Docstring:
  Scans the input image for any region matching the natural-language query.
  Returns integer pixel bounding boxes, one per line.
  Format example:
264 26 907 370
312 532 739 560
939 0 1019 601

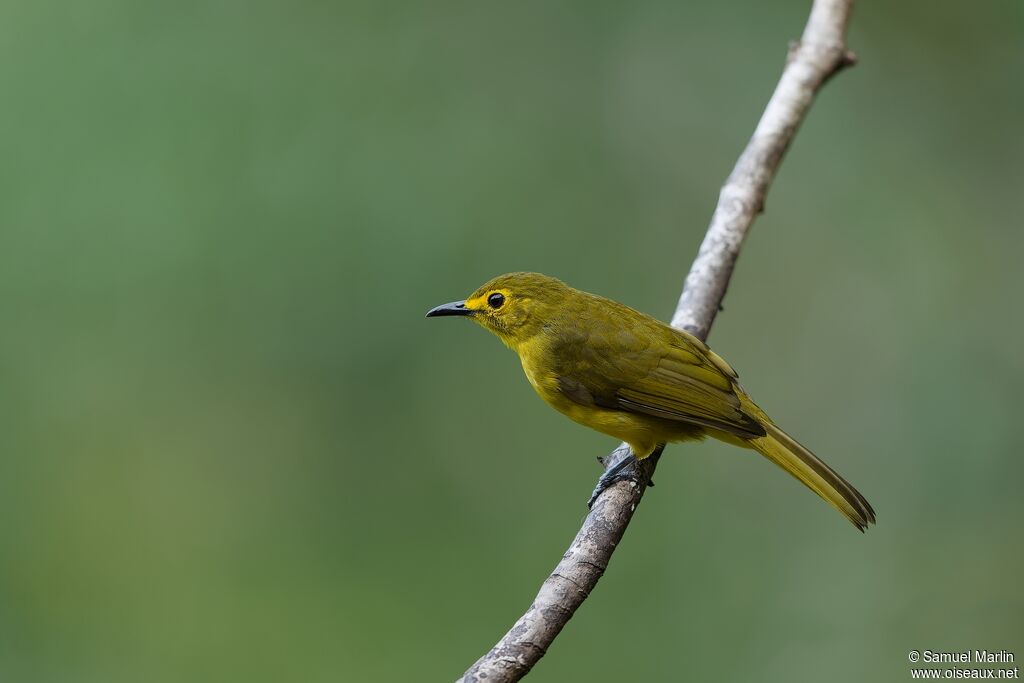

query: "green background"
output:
1 1 1021 681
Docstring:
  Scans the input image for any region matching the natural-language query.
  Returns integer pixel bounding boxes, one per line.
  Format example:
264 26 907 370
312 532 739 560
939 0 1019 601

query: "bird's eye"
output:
487 292 506 309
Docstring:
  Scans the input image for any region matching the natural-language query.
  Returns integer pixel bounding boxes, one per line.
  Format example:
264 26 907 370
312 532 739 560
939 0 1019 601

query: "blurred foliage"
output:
1 0 1022 681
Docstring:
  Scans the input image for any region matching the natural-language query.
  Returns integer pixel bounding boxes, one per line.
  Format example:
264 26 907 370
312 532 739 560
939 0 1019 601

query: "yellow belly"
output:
519 352 704 458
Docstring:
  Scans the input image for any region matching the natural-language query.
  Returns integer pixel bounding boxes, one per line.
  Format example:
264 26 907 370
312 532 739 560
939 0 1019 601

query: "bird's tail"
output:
742 405 875 531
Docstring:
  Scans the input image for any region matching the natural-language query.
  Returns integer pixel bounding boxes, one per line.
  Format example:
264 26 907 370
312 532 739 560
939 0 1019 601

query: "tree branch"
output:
457 2 857 680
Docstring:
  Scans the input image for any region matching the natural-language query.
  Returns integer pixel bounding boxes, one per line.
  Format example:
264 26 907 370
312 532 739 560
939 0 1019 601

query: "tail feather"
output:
748 422 876 531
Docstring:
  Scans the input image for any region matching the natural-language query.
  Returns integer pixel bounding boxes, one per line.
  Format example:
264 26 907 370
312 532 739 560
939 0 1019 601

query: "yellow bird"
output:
427 272 875 531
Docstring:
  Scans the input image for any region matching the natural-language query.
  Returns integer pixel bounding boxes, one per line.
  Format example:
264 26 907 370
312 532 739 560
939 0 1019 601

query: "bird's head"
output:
426 272 570 349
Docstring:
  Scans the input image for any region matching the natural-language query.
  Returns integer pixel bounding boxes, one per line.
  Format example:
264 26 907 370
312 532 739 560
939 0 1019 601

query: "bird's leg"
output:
587 454 637 508
588 444 664 509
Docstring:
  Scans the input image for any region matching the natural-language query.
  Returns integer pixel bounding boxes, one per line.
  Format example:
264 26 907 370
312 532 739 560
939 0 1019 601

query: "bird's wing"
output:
552 311 765 440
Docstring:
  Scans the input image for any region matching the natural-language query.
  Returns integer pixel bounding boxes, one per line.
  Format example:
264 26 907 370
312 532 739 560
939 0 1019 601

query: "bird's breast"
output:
516 337 577 413
517 339 558 400
516 337 634 435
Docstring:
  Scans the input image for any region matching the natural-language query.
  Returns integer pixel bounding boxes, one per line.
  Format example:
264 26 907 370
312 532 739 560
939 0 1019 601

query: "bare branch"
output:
457 2 857 680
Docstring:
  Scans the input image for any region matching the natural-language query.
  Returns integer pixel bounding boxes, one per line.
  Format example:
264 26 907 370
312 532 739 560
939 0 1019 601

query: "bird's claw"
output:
587 454 642 509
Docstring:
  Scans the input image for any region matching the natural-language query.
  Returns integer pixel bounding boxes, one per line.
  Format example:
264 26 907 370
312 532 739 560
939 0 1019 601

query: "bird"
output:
426 272 875 531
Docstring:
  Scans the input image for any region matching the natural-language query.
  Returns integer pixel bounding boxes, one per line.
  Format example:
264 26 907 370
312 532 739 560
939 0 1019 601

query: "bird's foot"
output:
588 454 643 509
589 444 664 508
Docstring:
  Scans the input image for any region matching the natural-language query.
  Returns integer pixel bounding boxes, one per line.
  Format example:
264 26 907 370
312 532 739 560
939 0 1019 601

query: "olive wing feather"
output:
552 313 765 439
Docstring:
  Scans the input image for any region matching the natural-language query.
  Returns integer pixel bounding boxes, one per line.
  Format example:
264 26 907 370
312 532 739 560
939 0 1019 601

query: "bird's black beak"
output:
425 300 474 318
